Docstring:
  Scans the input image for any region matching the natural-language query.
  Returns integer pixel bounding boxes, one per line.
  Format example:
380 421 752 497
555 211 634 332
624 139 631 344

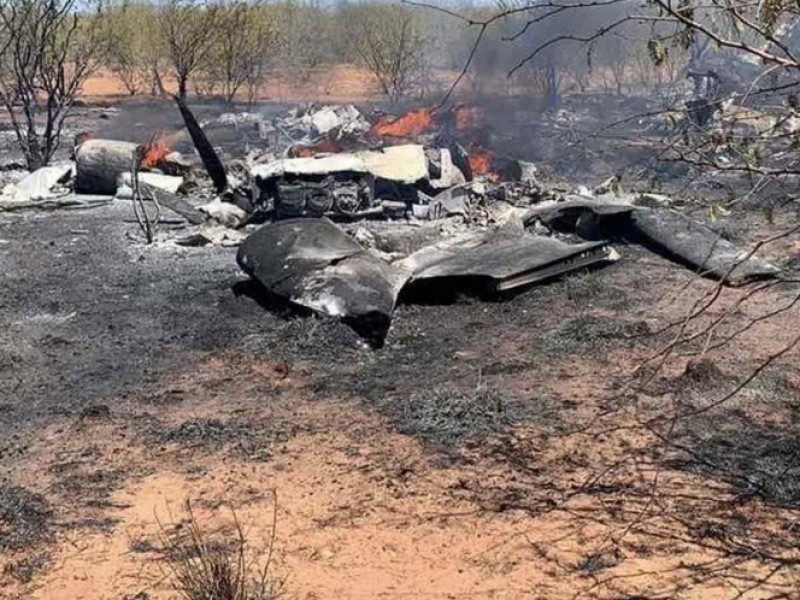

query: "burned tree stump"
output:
75 139 141 194
173 95 227 194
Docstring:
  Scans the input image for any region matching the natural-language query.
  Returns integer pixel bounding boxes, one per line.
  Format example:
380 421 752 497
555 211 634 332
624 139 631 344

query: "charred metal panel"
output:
405 233 618 292
237 219 409 346
627 208 780 285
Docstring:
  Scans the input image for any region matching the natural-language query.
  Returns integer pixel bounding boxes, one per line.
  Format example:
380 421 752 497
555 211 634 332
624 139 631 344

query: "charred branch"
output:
173 95 228 194
138 182 207 225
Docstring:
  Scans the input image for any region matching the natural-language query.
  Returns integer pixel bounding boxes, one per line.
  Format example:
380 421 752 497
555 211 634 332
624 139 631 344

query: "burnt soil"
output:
3 99 800 599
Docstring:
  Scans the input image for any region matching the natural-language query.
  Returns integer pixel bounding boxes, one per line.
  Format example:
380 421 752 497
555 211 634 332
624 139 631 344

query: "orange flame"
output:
468 146 501 181
141 134 172 168
371 108 434 138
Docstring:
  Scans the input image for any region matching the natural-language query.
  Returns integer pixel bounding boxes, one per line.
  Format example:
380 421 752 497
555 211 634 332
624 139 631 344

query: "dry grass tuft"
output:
158 496 284 600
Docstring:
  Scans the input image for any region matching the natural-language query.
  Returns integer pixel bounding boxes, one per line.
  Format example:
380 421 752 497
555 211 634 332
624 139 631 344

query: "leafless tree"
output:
0 0 104 169
200 1 276 103
104 1 152 96
272 0 330 85
351 4 428 103
161 0 222 99
601 34 630 95
631 42 685 104
141 6 169 97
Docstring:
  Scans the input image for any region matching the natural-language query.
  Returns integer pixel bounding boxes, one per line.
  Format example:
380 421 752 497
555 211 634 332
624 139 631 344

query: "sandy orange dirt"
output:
2 91 800 600
6 345 799 600
78 66 544 104
81 66 396 103
4 222 800 600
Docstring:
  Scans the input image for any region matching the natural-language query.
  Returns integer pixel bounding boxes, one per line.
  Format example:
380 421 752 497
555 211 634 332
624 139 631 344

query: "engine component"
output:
274 173 374 218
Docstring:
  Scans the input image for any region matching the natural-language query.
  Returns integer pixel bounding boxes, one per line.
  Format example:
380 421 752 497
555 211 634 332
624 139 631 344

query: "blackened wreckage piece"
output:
525 198 780 285
626 208 781 285
229 104 783 344
173 95 229 195
404 232 618 292
173 96 253 214
237 218 409 346
75 139 141 195
237 215 621 345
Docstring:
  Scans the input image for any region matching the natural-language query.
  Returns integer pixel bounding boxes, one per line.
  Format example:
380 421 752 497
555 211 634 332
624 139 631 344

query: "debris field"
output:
1 100 782 347
2 97 800 600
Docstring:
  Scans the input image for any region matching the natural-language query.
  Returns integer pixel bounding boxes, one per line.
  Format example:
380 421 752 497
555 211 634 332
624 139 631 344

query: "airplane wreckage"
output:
0 100 782 346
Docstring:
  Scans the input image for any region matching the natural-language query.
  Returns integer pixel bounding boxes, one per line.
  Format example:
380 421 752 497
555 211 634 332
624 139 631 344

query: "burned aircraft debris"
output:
1 101 784 346
626 208 782 285
75 139 141 195
174 95 229 195
237 218 409 346
403 230 619 292
235 216 620 345
251 145 433 219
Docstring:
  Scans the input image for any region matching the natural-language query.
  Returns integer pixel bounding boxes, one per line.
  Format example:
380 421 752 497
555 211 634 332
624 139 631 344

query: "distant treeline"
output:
97 0 689 103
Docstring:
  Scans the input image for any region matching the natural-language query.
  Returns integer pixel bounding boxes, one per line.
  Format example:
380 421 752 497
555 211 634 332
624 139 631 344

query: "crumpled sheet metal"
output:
401 228 618 291
1 163 74 206
524 198 780 285
236 218 410 345
359 145 428 183
525 197 635 240
525 196 633 221
309 105 370 137
237 218 621 344
252 154 365 180
16 163 74 201
116 172 184 197
627 208 781 285
274 104 371 141
251 145 428 185
427 148 466 190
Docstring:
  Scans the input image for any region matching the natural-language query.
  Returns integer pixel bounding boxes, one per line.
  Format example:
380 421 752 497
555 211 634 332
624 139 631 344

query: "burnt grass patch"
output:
541 315 651 354
53 468 125 509
306 256 660 444
380 383 551 446
2 552 51 584
0 485 53 551
149 414 307 461
668 410 800 508
384 385 514 445
550 269 636 311
652 368 800 507
334 265 643 395
232 313 368 363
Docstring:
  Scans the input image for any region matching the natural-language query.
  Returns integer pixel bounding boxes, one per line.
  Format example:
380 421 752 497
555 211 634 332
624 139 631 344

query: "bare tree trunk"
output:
178 75 188 99
150 67 167 97
26 140 45 171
